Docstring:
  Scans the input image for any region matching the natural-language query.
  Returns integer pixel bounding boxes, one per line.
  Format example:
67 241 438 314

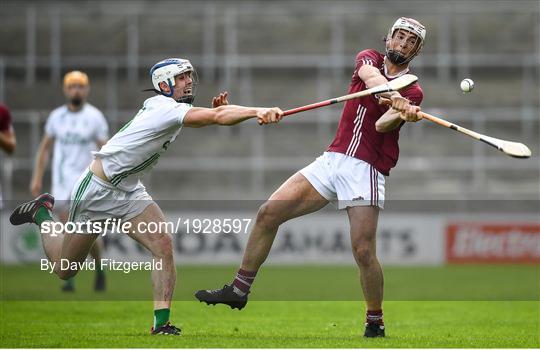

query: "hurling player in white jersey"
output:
30 71 108 292
11 57 283 335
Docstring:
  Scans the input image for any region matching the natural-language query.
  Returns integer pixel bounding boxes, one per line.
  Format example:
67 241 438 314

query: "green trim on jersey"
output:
116 119 134 134
68 171 93 222
110 153 161 186
114 107 145 136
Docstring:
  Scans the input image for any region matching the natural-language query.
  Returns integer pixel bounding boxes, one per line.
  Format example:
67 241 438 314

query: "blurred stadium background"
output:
0 1 538 347
0 0 538 202
1 0 539 267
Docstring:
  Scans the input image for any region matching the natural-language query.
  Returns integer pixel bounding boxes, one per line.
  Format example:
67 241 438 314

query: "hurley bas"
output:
41 258 163 274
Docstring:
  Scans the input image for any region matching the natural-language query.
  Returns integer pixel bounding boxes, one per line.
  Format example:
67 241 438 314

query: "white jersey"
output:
93 95 191 191
45 103 108 200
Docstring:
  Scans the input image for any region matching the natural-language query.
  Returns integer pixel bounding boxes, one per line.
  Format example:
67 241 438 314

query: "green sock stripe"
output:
35 206 53 226
153 308 170 329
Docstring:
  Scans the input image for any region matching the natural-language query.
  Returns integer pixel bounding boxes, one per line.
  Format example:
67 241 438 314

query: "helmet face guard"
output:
385 17 426 65
150 58 198 104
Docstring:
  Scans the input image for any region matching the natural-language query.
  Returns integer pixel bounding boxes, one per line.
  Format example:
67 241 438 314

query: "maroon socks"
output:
232 268 257 296
366 309 384 325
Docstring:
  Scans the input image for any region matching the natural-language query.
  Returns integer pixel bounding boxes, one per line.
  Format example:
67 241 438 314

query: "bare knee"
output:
148 234 173 259
352 242 377 268
256 201 286 230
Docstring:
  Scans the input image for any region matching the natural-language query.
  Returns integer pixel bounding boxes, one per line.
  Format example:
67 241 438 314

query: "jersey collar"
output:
383 56 410 79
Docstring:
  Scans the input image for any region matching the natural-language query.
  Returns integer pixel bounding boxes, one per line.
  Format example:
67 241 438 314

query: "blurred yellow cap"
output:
63 71 89 87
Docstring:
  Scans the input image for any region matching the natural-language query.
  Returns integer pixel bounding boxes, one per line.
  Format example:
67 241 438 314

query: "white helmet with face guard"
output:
385 17 426 65
149 58 197 104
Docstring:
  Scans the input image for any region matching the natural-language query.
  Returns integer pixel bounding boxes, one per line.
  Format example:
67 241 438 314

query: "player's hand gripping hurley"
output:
279 72 531 159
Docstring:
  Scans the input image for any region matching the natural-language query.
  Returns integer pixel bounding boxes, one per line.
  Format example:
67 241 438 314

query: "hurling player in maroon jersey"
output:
196 17 426 338
0 103 16 155
0 103 17 209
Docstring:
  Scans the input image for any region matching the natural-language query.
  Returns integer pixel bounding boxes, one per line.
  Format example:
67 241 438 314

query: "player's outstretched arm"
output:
183 105 283 128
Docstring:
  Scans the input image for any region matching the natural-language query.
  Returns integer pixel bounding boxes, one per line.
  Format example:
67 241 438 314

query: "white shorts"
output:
68 170 154 226
300 152 385 209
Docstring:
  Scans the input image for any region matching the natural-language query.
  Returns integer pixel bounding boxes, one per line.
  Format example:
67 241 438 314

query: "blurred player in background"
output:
29 71 108 292
11 57 283 335
196 17 426 338
0 103 16 155
0 103 17 209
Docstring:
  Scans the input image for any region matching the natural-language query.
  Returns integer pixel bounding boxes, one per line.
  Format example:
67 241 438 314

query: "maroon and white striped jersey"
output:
327 49 423 176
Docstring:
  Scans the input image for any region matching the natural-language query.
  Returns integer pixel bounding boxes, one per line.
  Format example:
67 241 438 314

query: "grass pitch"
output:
1 264 538 348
